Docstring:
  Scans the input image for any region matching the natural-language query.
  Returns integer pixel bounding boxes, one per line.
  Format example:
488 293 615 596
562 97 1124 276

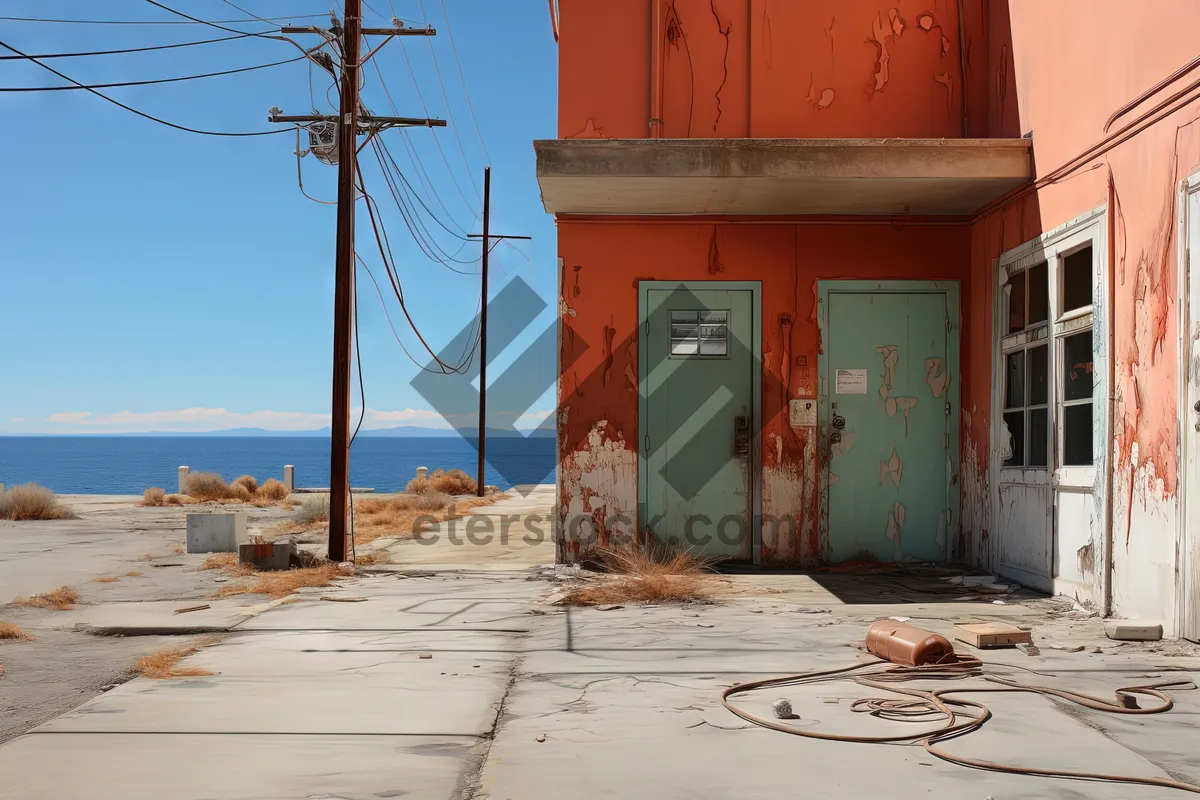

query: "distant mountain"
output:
2 425 555 438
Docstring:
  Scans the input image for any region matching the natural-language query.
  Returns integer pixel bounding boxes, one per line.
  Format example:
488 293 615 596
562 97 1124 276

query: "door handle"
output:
733 415 750 458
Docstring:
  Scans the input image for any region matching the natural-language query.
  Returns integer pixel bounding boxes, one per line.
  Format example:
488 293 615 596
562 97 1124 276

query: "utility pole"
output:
271 6 444 561
468 168 530 497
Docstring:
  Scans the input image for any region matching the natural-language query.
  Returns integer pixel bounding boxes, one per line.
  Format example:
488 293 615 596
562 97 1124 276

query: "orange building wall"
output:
558 0 990 141
556 221 972 563
964 1 1200 626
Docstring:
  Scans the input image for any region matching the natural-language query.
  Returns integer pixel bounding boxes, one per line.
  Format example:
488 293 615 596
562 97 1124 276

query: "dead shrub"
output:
355 550 392 566
560 544 713 606
92 576 120 583
259 478 288 501
228 484 252 502
186 472 231 501
351 492 459 545
0 484 78 521
430 468 476 495
294 496 330 525
0 622 34 642
141 487 166 507
133 642 216 679
232 475 258 495
215 562 354 599
406 469 476 495
404 476 432 493
125 571 142 577
14 586 79 610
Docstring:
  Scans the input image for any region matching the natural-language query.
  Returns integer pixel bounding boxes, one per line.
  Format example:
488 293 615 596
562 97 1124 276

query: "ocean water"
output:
0 436 556 495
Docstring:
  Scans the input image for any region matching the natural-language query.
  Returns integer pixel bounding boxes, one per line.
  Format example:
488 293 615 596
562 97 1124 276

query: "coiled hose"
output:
722 655 1200 793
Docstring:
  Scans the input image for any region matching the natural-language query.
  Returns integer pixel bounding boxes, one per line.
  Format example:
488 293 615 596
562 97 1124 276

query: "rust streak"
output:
710 0 732 130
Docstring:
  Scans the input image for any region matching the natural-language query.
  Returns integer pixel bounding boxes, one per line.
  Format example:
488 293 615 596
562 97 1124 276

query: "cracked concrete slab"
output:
47 598 271 634
0 733 475 800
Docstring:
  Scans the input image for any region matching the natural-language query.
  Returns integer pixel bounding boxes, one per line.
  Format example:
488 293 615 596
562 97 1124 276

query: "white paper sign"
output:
835 369 868 394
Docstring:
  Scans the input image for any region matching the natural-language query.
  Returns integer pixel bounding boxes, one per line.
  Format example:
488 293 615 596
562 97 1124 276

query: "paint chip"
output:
918 14 934 30
925 358 949 397
876 345 898 405
895 397 917 435
816 88 835 110
879 448 903 487
885 502 905 543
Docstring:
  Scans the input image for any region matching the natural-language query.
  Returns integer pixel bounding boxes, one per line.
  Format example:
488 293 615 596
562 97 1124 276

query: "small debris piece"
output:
1015 642 1040 656
888 616 911 622
598 605 624 611
1049 644 1086 653
535 735 546 742
955 622 1031 649
697 623 714 628
173 604 211 615
991 600 1007 605
1103 620 1163 641
772 698 795 719
795 607 830 614
320 596 368 603
152 563 184 568
418 652 433 659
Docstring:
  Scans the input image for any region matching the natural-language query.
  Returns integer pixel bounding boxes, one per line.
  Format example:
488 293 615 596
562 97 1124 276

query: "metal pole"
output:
477 167 491 498
328 0 361 562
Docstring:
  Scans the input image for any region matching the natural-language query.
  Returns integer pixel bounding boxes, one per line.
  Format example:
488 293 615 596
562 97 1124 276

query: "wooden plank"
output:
954 622 1031 649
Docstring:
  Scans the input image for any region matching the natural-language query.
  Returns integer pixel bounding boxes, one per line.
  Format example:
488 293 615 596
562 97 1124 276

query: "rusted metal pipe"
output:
1103 170 1117 618
1105 54 1200 132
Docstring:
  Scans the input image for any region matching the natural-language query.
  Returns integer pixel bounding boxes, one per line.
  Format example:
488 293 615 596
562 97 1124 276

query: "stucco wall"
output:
558 0 990 140
557 221 973 563
965 1 1200 629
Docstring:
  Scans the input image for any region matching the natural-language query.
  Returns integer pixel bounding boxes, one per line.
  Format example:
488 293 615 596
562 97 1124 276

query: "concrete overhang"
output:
535 138 1032 216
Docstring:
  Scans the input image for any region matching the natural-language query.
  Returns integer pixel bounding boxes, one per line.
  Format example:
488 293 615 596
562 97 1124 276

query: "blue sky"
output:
0 0 558 434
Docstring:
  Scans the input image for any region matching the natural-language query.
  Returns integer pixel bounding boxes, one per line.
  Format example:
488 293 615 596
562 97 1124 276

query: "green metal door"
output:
822 285 957 563
640 283 758 561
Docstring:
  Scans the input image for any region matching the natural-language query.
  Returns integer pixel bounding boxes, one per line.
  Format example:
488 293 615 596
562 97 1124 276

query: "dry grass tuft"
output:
92 576 120 583
355 549 392 566
259 478 289 502
560 544 713 606
407 468 476 495
0 622 34 642
0 484 78 521
133 643 215 680
199 553 255 578
215 562 354 599
351 492 459 545
125 571 142 577
186 472 232 501
141 487 166 507
15 586 79 610
164 493 197 506
231 475 258 495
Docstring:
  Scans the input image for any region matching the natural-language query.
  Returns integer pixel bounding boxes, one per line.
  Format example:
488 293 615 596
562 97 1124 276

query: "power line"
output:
433 0 490 164
0 13 325 25
0 54 305 92
396 36 482 212
415 0 484 192
0 39 290 137
0 32 258 60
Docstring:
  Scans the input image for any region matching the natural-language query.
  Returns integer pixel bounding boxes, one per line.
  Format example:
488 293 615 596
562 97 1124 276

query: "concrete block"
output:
283 465 295 493
186 512 248 554
1104 619 1163 641
239 541 295 571
178 466 190 495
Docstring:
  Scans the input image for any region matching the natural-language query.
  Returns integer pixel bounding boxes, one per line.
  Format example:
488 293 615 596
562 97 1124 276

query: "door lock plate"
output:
733 415 750 457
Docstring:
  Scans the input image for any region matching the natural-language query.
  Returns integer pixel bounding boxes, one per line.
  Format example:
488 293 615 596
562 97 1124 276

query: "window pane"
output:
1063 330 1094 401
1007 270 1026 333
1062 246 1092 311
699 339 728 356
1029 408 1048 467
1028 261 1049 325
1003 411 1025 467
1028 344 1048 405
1063 403 1093 465
670 339 698 355
1005 351 1025 409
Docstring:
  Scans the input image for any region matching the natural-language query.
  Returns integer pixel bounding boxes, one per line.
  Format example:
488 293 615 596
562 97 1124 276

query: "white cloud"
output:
47 411 93 424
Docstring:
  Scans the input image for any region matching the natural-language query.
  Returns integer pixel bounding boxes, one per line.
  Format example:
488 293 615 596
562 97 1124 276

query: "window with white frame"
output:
1000 242 1096 470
